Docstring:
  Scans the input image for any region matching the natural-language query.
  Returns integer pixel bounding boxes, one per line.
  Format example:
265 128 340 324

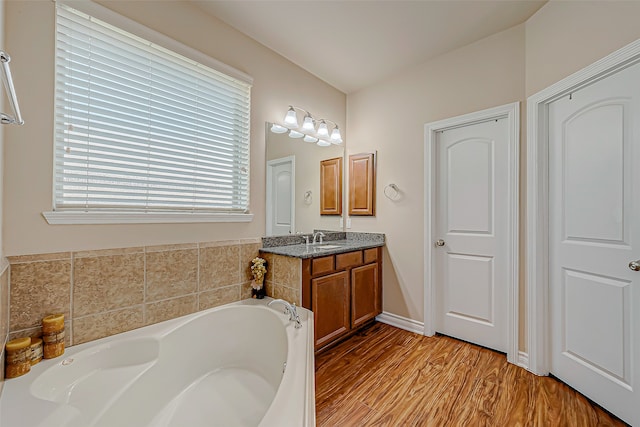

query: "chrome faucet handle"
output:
312 231 325 245
290 303 302 329
268 299 302 328
302 235 310 245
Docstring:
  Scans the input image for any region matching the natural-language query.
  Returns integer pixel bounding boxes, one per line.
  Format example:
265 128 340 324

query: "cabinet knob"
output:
435 239 445 247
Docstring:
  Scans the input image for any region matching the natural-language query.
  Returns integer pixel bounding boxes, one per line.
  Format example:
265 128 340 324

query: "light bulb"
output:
302 114 315 131
317 120 329 137
288 130 304 138
303 135 318 143
330 126 343 143
270 124 288 134
284 107 298 128
317 140 331 147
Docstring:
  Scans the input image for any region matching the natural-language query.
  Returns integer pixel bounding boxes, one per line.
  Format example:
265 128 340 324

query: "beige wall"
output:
347 1 640 354
526 1 640 96
347 25 526 323
2 0 345 256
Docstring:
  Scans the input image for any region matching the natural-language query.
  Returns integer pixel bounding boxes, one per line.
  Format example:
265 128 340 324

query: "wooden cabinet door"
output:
351 263 380 328
312 270 350 349
320 157 343 215
349 153 376 215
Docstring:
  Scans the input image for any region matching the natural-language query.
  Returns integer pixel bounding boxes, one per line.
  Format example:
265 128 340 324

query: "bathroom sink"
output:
314 245 343 250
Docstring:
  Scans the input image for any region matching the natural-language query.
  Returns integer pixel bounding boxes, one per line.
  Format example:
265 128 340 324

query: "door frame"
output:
526 39 640 376
266 155 295 236
424 102 520 365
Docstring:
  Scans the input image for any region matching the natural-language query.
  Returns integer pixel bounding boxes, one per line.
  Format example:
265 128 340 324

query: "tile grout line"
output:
69 253 74 346
196 243 201 311
143 246 147 325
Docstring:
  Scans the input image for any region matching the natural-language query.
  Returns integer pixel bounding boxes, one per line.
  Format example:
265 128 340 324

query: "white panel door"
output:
435 119 509 352
548 61 640 425
266 157 294 236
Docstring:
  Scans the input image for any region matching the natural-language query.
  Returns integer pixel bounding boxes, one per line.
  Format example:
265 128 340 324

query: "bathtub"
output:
0 298 315 427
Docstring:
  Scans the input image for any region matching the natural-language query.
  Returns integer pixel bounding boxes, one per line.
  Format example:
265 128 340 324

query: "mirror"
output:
265 122 344 236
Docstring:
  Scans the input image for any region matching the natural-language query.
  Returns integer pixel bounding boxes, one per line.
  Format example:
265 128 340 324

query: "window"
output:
45 3 252 224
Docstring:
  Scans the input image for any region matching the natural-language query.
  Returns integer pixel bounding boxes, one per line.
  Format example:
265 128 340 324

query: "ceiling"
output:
193 0 546 94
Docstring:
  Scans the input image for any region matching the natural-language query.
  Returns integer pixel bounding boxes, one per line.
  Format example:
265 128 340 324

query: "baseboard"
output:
376 312 425 335
518 351 529 370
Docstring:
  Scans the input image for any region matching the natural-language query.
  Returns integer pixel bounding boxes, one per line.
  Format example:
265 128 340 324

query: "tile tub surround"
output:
260 253 302 306
7 239 262 347
1 259 10 396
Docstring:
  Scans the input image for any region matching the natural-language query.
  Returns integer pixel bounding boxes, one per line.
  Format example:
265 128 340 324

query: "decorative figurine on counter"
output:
250 257 267 299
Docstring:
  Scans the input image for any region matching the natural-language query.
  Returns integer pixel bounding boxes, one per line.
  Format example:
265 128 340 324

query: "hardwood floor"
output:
315 322 626 426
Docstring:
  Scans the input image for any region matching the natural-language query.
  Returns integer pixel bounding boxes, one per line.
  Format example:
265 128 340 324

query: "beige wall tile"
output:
264 280 274 298
146 249 197 301
73 254 144 317
198 285 240 311
273 284 301 306
241 242 262 282
10 260 71 330
0 350 4 395
0 262 7 394
7 252 71 264
199 245 240 291
1 265 9 346
74 247 143 258
9 320 72 347
145 295 196 326
145 243 197 252
273 254 301 288
8 326 41 341
199 240 240 248
241 281 254 300
73 306 143 345
261 252 274 282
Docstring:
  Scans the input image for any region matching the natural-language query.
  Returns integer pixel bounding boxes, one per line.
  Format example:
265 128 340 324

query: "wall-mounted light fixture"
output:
270 106 342 147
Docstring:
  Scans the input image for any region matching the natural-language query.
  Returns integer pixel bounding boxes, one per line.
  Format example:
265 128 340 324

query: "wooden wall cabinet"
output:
320 157 343 215
302 247 382 352
349 152 376 216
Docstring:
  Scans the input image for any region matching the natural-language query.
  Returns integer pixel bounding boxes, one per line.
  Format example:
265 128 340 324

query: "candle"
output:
42 313 65 359
5 337 31 378
29 337 43 365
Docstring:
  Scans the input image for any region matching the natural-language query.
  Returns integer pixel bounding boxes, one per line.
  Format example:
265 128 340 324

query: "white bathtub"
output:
0 298 315 427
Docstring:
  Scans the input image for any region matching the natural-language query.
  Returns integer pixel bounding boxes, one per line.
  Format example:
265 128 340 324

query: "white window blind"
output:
53 4 251 217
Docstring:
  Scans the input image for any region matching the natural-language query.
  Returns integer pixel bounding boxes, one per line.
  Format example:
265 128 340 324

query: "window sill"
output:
42 211 254 225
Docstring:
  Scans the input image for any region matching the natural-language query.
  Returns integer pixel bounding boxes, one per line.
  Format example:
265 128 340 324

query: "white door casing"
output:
424 102 519 364
547 60 640 425
266 156 295 236
527 38 640 426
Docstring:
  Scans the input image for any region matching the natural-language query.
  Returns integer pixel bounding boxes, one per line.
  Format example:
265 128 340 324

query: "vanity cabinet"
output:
302 247 382 352
311 271 350 349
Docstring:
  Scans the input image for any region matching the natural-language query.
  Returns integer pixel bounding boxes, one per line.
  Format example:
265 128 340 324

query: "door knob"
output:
630 260 640 271
435 239 445 247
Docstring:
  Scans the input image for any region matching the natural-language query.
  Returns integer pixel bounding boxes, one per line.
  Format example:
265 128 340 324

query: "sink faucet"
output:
312 231 325 245
268 299 302 329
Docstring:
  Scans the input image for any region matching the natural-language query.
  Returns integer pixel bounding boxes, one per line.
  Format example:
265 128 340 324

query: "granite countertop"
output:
260 231 385 259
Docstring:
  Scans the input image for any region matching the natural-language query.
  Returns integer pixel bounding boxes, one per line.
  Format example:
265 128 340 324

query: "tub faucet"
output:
312 231 325 245
268 299 302 329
